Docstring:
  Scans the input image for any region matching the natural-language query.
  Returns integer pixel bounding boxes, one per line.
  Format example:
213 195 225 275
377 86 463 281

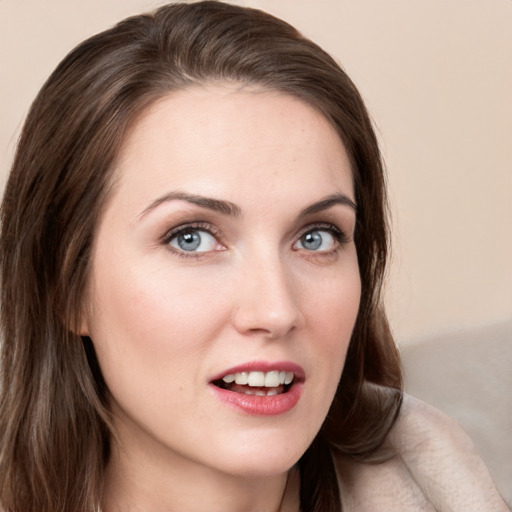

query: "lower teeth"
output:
240 388 280 396
216 381 287 396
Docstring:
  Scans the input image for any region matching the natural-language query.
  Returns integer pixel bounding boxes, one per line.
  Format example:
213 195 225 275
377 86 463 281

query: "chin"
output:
202 428 314 479
217 455 300 480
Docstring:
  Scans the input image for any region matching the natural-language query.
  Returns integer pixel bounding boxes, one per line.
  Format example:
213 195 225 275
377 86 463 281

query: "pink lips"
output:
209 361 305 416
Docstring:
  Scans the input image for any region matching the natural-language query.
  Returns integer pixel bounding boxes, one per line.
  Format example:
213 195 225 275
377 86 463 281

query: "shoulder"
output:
388 394 508 511
334 393 509 512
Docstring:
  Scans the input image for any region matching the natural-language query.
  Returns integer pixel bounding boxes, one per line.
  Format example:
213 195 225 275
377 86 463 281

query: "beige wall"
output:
1 0 511 345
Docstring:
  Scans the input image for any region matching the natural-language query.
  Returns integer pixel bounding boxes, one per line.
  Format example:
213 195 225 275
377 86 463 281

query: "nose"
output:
232 253 304 339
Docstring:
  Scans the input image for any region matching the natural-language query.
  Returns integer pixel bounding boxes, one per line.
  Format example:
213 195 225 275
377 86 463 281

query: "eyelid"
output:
160 220 350 259
295 222 350 245
161 221 225 257
162 221 221 241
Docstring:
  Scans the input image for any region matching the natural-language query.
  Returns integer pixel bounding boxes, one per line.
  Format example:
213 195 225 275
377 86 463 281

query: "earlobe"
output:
71 305 91 337
66 317 90 337
58 303 91 337
75 294 92 337
77 318 90 337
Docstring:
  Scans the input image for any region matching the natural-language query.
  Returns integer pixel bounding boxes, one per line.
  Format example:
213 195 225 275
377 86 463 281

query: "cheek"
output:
299 256 361 373
319 285 360 377
295 264 361 433
86 258 232 388
303 256 361 340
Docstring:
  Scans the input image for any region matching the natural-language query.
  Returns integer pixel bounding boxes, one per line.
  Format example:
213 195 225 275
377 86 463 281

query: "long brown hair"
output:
0 2 401 511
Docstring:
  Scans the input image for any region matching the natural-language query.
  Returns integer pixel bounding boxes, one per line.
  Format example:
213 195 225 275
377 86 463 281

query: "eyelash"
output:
295 223 350 252
161 221 350 259
161 221 224 259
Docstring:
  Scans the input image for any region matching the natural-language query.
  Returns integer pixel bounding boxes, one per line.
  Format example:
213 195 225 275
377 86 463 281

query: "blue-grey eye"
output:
169 230 217 252
295 229 336 251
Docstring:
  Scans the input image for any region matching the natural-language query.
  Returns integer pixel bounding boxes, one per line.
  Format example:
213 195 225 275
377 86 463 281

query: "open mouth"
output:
212 370 295 397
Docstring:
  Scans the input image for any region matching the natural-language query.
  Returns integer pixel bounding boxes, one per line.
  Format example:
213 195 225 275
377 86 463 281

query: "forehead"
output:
112 84 354 211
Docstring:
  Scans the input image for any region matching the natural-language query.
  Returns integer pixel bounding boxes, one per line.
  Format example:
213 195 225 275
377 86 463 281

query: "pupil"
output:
303 231 322 250
178 231 201 251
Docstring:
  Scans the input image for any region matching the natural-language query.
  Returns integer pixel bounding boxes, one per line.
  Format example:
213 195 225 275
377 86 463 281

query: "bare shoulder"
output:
334 393 509 512
387 393 509 511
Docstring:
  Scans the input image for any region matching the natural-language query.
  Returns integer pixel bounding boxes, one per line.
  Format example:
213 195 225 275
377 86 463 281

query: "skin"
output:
81 84 361 512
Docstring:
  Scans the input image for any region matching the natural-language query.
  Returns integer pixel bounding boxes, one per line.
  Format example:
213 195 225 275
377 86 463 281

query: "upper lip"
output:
209 361 306 383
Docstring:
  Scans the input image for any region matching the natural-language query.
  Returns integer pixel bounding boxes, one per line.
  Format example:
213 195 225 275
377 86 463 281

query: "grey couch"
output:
401 319 512 506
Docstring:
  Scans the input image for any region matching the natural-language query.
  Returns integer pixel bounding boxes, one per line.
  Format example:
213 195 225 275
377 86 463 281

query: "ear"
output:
78 317 90 337
75 289 92 337
66 301 91 337
58 302 90 337
76 301 92 336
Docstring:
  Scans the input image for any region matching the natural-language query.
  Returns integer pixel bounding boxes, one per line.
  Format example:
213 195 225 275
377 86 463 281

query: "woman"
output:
0 2 507 511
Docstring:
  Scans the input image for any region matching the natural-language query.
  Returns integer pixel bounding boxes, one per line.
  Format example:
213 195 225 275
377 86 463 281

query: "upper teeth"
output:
222 371 294 387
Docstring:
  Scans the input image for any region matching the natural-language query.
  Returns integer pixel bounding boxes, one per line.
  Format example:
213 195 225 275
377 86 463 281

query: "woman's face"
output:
82 85 361 477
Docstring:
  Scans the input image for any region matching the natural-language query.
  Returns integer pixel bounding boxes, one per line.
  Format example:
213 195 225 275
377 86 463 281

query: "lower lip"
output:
209 382 304 416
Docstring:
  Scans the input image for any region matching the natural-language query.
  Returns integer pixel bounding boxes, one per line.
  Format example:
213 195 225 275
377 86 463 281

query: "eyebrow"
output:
139 191 242 218
139 191 356 219
298 193 357 217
